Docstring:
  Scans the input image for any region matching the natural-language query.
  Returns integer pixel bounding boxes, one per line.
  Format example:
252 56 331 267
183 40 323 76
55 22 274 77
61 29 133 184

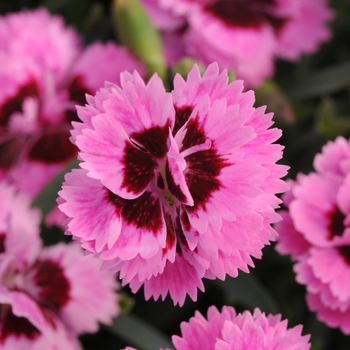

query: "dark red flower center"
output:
0 136 26 170
327 206 347 240
0 306 40 343
204 0 288 33
0 233 5 253
0 75 89 169
181 115 229 212
107 190 163 234
31 259 70 312
28 131 78 164
65 75 92 123
338 246 350 266
107 104 228 252
0 80 39 129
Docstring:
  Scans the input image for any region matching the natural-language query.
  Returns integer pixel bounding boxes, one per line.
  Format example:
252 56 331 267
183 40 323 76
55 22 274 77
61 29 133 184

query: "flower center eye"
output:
327 206 348 240
204 0 288 33
129 137 149 153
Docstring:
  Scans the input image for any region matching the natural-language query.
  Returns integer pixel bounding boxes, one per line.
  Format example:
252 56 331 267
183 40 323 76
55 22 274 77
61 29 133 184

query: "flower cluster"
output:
0 8 144 199
275 136 350 334
0 181 119 349
124 305 311 349
141 0 333 87
58 62 288 305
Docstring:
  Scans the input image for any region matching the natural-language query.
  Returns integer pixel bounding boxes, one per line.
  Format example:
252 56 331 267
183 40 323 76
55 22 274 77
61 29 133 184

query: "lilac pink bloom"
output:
275 136 350 334
124 306 311 349
141 0 334 87
0 181 120 348
172 306 311 349
0 8 144 198
59 62 288 305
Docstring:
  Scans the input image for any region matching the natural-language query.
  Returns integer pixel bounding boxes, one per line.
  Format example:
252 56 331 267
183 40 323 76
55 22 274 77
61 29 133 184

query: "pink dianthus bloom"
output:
141 0 333 87
0 8 144 197
59 63 288 305
172 306 311 349
275 136 350 334
123 306 311 350
0 181 120 347
0 180 42 268
0 242 120 347
0 288 83 350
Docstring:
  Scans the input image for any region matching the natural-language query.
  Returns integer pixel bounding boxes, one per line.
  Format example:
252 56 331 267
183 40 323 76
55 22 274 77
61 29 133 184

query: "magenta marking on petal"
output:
0 307 40 343
65 75 92 123
327 206 346 239
166 160 187 203
173 105 193 136
32 259 70 311
204 0 287 33
0 80 39 128
107 189 163 233
0 233 5 253
28 131 78 164
338 246 350 265
182 118 228 212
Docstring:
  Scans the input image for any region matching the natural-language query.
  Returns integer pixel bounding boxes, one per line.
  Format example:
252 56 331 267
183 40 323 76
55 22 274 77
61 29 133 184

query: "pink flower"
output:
0 181 42 268
0 288 82 350
141 0 333 87
275 136 350 334
0 8 144 197
0 241 120 347
58 63 288 305
22 243 120 335
173 306 310 349
0 181 120 347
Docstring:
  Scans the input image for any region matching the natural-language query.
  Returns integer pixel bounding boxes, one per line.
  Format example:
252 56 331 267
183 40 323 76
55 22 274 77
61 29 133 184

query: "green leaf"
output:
31 158 80 217
315 97 350 138
42 0 71 12
111 0 167 82
211 271 280 314
255 80 295 125
104 313 173 350
286 61 350 99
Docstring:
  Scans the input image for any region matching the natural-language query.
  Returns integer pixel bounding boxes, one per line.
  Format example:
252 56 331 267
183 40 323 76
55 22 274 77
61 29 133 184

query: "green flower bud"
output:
111 0 167 81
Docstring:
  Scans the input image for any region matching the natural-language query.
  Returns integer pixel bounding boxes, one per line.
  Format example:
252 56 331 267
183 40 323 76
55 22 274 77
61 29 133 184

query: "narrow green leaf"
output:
42 0 71 12
286 61 350 99
31 158 80 217
255 80 295 125
111 0 167 82
212 272 280 314
104 313 173 350
315 97 350 138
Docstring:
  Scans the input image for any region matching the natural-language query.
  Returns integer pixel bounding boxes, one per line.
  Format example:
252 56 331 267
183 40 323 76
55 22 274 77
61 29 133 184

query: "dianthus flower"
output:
275 136 350 334
0 181 120 348
123 306 311 350
0 8 144 197
172 306 311 349
59 63 288 305
0 180 41 268
141 0 333 87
